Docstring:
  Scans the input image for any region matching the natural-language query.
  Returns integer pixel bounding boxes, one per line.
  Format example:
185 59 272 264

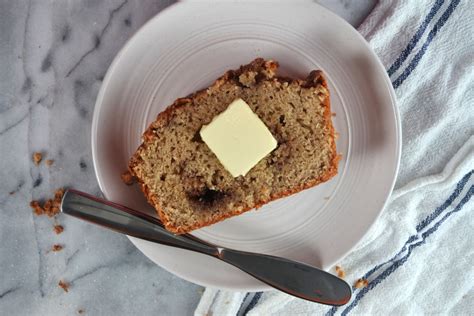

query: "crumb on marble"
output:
46 159 54 166
354 278 368 289
121 170 135 185
335 265 346 278
48 188 64 217
52 244 64 252
58 280 69 292
33 152 43 165
332 112 336 117
55 188 65 201
30 200 44 215
43 199 59 217
334 132 340 140
78 309 85 314
31 187 65 217
43 199 53 214
54 224 64 234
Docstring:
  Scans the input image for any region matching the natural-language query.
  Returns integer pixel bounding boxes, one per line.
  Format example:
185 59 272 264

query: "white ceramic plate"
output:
92 2 400 291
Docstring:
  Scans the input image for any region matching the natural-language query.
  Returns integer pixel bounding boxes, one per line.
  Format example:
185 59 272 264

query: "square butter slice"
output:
200 98 277 177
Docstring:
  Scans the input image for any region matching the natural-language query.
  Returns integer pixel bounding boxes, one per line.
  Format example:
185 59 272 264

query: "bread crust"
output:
129 58 339 234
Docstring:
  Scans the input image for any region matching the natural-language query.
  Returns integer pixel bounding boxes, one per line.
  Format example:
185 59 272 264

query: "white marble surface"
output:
0 0 375 315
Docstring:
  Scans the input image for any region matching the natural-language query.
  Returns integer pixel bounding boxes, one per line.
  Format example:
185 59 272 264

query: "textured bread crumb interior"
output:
129 58 338 234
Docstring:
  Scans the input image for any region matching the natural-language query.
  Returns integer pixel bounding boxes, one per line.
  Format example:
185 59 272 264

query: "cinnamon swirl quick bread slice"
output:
129 58 339 234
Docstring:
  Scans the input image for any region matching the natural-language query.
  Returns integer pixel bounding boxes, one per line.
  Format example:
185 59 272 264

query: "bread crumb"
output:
354 278 368 289
48 188 64 217
55 188 65 200
46 159 54 166
30 200 44 215
335 265 346 278
78 309 85 314
332 112 336 117
121 171 135 185
31 187 64 217
43 199 59 217
52 244 63 252
33 152 43 165
58 280 69 292
334 132 340 140
43 199 53 213
54 225 64 234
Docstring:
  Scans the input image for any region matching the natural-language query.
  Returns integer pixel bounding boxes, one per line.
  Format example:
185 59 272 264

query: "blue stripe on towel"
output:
236 293 252 316
363 171 472 280
391 0 461 89
341 183 473 315
243 292 263 315
326 170 472 316
416 170 473 232
387 0 445 77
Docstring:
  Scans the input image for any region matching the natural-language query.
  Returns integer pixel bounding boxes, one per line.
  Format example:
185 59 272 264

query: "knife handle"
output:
61 189 219 257
219 248 351 305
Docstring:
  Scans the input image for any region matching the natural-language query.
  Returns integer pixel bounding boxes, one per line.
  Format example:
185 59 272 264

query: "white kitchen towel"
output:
195 0 474 315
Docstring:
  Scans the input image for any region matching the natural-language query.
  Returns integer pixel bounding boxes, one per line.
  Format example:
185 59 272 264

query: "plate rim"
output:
91 1 401 291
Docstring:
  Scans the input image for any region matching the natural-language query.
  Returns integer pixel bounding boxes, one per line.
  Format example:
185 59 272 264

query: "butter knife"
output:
61 189 351 305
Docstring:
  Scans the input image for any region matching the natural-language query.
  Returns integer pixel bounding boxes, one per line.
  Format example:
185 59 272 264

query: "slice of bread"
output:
129 58 339 234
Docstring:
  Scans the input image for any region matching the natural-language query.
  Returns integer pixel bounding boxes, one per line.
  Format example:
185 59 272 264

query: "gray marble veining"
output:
0 0 375 315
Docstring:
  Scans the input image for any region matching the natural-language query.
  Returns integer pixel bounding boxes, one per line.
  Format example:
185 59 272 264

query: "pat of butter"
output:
200 98 277 177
